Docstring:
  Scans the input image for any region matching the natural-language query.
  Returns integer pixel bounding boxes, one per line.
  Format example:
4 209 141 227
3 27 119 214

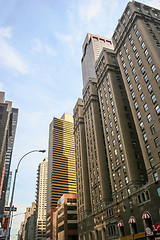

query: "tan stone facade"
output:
73 1 160 240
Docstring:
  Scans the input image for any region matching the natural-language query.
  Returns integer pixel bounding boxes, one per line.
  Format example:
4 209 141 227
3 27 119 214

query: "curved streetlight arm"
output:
5 149 46 240
16 150 45 172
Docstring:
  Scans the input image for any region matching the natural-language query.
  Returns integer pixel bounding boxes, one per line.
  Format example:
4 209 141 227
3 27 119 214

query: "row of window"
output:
135 2 160 20
144 20 160 48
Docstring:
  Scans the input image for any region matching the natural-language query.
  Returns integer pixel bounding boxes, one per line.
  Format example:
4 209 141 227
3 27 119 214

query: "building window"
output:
111 101 114 107
143 133 148 143
122 18 126 26
115 125 119 132
147 113 152 123
144 103 148 112
155 105 160 115
151 64 156 72
149 157 154 168
141 42 145 49
121 154 124 162
135 51 139 59
108 145 111 152
133 24 137 30
117 134 121 142
132 68 136 74
113 140 116 146
135 75 138 82
153 172 159 181
146 145 151 156
136 30 139 36
155 74 160 83
119 180 122 188
141 66 145 74
151 94 157 104
129 84 133 91
140 93 145 101
130 61 133 67
131 39 134 45
134 101 138 110
147 84 153 93
119 144 123 152
154 137 160 147
147 56 152 64
138 35 142 42
150 125 156 135
121 57 124 62
128 54 131 60
137 84 141 91
138 59 142 66
125 176 129 184
127 76 130 83
144 74 149 83
114 116 117 123
144 49 148 56
128 33 131 40
131 92 135 100
140 121 144 131
133 45 136 52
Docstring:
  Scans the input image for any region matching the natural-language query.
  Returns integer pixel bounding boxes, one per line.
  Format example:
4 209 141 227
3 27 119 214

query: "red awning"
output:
129 218 136 224
117 221 124 227
142 213 151 220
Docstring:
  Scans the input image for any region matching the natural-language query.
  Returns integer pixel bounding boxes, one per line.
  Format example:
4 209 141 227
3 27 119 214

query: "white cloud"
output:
55 33 72 42
32 38 43 52
0 26 29 74
32 38 57 56
45 44 57 56
147 0 160 9
0 26 12 38
79 0 103 21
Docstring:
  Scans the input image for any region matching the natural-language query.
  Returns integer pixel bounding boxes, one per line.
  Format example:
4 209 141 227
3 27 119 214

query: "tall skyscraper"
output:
112 0 160 185
73 1 160 240
81 34 113 87
35 157 48 240
0 92 18 225
47 113 76 239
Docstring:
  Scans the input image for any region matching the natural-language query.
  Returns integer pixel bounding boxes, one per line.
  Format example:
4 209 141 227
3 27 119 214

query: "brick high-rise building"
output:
73 1 160 240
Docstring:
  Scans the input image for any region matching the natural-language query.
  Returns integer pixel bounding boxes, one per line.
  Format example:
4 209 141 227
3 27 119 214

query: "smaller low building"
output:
57 194 78 240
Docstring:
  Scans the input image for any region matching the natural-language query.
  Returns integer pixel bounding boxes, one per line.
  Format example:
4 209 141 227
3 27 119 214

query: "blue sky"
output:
0 0 160 238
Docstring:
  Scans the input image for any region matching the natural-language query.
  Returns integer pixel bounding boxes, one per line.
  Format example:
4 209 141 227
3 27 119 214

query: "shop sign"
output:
145 227 154 236
153 223 160 231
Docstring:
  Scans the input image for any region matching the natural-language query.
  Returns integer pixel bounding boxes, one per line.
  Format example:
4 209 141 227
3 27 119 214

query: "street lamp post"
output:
5 149 46 240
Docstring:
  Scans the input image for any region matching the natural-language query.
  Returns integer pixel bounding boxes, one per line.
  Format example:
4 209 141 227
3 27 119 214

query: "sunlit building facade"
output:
47 113 76 239
35 157 48 240
73 1 160 240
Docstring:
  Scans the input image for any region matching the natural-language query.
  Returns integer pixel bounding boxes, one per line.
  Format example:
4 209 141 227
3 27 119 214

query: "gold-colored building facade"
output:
48 113 76 209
